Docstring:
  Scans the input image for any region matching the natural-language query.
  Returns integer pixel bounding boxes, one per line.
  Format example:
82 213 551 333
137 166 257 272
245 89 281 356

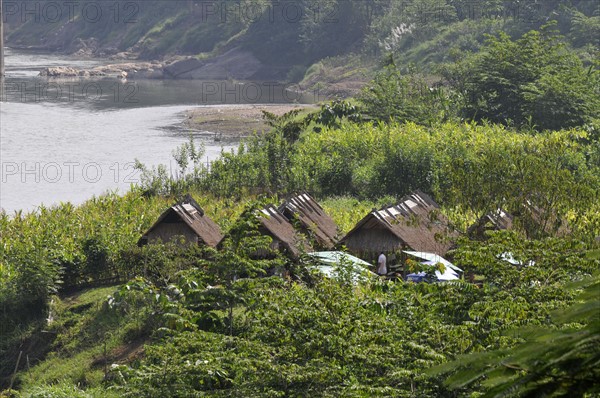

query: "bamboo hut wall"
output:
147 221 199 245
343 226 405 257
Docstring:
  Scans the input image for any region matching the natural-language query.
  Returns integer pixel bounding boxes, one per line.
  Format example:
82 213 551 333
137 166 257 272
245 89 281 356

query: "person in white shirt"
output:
377 252 387 276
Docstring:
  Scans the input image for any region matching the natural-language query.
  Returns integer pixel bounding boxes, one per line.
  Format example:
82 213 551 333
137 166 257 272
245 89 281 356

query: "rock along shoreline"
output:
38 47 267 81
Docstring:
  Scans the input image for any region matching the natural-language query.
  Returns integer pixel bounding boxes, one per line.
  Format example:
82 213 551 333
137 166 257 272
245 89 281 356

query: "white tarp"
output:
403 251 463 272
403 251 462 281
307 251 377 282
499 252 535 267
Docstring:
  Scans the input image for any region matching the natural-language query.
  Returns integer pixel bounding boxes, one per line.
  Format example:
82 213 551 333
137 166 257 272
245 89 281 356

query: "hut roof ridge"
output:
341 190 456 255
139 195 222 247
257 203 311 257
279 192 339 249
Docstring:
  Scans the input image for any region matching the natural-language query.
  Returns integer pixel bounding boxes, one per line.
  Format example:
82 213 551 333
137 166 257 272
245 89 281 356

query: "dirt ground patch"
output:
92 337 147 368
182 104 317 137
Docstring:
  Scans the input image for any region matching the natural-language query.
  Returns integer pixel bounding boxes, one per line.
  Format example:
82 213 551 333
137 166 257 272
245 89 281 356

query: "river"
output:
0 49 305 213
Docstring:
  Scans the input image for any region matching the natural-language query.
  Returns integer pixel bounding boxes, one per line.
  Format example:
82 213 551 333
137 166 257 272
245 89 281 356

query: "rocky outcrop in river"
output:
39 48 264 81
39 67 106 77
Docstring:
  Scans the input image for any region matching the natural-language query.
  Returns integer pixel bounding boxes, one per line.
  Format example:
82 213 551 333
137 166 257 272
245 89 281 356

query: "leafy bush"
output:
104 235 599 397
357 65 455 125
434 271 600 397
442 23 600 130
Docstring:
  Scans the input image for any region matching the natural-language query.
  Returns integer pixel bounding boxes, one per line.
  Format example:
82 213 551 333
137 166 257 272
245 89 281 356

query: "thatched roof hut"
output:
256 204 312 259
520 200 570 238
138 196 223 247
468 201 570 240
340 190 457 257
467 208 514 239
279 193 338 250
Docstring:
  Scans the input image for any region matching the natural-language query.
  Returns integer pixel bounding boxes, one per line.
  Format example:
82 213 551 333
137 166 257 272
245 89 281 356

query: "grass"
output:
15 286 148 396
20 383 121 398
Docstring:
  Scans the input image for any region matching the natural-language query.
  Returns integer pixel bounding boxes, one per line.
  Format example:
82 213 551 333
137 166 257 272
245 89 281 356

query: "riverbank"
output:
33 47 370 98
37 48 268 80
182 104 318 137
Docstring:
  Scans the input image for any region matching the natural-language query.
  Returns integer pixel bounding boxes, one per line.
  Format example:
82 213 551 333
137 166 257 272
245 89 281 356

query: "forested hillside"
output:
5 0 599 80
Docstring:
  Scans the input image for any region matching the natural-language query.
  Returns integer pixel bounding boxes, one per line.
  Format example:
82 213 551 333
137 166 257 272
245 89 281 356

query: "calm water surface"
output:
0 49 303 212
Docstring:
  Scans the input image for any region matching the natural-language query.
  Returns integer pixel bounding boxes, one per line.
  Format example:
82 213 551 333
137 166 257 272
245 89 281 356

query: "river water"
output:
0 49 306 213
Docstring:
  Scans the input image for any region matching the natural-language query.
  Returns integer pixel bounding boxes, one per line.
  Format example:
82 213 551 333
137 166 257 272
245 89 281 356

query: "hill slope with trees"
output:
4 0 599 82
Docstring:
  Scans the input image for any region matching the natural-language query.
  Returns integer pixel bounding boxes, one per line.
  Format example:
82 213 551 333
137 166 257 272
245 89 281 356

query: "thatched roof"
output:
138 196 223 247
279 193 338 249
521 200 570 238
340 190 457 255
469 201 571 239
258 204 312 258
468 208 514 238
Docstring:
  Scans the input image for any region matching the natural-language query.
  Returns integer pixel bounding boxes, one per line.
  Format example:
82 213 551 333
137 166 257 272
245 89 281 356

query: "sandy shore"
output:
182 104 318 137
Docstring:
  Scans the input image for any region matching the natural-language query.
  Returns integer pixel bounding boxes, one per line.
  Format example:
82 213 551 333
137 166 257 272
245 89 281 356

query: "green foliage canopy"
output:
442 24 600 130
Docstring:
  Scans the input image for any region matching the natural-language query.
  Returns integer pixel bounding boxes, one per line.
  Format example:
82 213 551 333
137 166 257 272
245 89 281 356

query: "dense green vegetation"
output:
2 107 599 396
1 196 598 396
433 268 600 397
154 115 598 240
2 8 600 398
441 23 599 130
360 22 600 131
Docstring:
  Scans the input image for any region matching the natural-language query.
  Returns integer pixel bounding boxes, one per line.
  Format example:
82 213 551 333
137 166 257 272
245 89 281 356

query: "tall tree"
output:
443 23 599 130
